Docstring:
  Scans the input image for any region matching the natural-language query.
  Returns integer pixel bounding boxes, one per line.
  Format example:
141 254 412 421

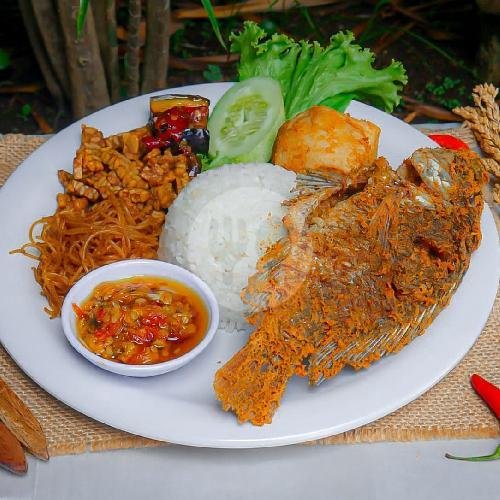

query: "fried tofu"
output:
272 106 380 175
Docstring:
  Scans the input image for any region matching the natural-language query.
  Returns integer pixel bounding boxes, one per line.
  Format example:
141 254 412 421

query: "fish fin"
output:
367 191 402 253
213 330 296 426
294 171 346 194
242 240 290 314
243 238 313 317
347 278 462 367
310 277 462 385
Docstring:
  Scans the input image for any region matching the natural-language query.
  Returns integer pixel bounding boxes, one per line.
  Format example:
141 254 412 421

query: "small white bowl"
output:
61 259 219 377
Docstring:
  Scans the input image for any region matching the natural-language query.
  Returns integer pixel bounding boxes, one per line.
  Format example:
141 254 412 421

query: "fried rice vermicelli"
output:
11 196 164 318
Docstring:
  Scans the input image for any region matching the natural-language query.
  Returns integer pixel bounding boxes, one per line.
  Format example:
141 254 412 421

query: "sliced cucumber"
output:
207 77 285 167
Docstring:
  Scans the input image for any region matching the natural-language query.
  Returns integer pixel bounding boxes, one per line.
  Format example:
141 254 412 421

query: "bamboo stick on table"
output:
0 377 48 461
0 421 27 475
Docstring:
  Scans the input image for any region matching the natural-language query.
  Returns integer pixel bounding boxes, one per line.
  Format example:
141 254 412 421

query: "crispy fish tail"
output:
213 332 296 425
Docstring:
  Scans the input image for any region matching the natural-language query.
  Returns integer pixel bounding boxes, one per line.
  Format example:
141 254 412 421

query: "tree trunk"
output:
56 0 110 118
31 0 71 97
142 0 170 93
18 0 65 105
127 0 142 97
93 0 121 102
20 0 173 116
476 0 500 85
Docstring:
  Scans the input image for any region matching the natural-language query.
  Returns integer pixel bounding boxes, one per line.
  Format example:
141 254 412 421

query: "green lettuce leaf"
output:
230 22 407 118
231 23 301 104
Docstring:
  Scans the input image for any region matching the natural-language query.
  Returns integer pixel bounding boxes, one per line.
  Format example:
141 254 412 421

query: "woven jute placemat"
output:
0 132 498 456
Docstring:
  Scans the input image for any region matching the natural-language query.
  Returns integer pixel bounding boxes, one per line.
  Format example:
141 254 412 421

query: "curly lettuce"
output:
230 22 407 118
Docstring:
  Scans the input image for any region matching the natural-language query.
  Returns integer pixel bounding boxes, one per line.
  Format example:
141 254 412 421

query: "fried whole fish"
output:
213 148 486 425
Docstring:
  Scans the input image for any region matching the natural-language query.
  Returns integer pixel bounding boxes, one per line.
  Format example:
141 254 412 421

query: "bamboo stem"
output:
169 53 239 70
174 0 340 20
126 0 142 97
0 84 42 94
93 0 120 102
31 0 71 97
17 0 64 105
56 0 110 118
142 0 171 93
403 96 462 122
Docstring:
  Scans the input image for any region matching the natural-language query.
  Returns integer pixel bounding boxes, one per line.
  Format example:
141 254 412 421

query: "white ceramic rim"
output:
60 259 220 377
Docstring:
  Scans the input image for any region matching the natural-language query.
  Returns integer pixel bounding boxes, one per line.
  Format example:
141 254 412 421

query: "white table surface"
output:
1 438 499 499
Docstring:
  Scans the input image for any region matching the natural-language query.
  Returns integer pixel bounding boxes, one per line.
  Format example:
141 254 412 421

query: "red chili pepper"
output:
72 303 86 319
445 375 500 462
428 133 469 151
94 322 120 340
470 373 500 419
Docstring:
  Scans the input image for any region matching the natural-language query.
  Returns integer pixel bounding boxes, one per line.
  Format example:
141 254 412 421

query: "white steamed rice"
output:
158 163 296 326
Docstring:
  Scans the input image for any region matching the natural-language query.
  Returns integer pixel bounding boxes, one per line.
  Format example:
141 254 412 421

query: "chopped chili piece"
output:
95 308 105 321
72 303 86 319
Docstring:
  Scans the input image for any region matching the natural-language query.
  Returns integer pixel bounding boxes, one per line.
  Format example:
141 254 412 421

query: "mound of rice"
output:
158 163 296 325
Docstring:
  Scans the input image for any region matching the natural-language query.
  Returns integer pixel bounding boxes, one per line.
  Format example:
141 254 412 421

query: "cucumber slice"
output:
208 77 285 167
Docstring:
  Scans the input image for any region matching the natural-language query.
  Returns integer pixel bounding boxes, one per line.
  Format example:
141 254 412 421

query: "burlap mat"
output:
0 132 498 456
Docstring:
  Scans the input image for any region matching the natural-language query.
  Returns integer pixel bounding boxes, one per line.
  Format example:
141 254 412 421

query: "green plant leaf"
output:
76 0 90 39
0 48 11 70
231 22 407 118
20 103 32 120
445 445 500 462
203 64 223 82
200 0 227 51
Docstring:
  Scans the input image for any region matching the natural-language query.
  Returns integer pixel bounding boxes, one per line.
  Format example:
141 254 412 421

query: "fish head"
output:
397 147 486 203
398 148 455 199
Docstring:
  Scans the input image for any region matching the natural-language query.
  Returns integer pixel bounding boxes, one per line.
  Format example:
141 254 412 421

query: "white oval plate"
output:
0 83 498 448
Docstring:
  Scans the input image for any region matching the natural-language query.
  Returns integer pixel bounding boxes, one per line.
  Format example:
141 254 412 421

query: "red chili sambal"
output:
73 276 208 365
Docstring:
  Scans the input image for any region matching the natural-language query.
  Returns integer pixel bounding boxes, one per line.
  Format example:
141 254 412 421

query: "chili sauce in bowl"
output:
61 260 219 377
74 277 209 365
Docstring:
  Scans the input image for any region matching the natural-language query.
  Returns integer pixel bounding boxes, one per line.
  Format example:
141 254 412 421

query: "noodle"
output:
12 123 193 318
11 196 164 318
